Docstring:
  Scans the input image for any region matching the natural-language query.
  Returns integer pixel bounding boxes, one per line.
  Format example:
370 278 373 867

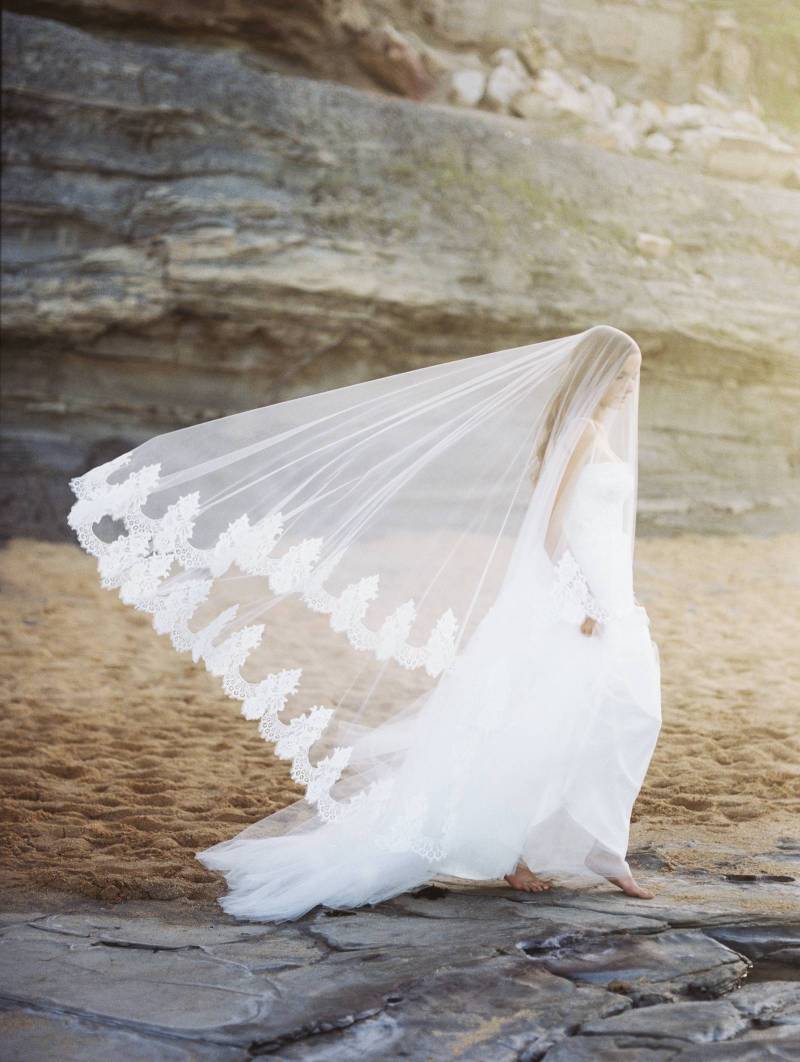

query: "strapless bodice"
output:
565 461 634 539
562 461 636 620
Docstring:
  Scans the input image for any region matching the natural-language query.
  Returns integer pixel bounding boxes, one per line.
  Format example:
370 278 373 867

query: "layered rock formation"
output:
2 8 799 536
444 39 799 186
1 887 798 1057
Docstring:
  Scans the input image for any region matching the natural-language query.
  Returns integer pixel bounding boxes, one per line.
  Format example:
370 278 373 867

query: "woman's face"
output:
602 352 640 409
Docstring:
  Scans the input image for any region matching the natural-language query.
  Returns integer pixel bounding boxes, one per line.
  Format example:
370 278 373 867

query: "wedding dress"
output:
68 324 662 922
197 431 661 919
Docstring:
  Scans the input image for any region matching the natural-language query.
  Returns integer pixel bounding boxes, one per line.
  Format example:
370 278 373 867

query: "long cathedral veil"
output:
68 324 641 858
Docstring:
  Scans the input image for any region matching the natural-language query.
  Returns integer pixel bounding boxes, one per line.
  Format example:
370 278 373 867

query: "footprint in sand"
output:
42 764 86 780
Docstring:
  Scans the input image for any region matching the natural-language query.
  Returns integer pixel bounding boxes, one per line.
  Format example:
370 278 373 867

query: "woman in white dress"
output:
69 324 662 921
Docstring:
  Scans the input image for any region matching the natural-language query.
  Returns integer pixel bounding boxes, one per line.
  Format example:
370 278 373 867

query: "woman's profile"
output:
69 324 662 921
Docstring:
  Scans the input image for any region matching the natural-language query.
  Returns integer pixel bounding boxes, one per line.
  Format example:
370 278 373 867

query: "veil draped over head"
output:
69 324 641 856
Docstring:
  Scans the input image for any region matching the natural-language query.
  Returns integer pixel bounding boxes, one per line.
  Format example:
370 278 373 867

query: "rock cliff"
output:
2 8 799 536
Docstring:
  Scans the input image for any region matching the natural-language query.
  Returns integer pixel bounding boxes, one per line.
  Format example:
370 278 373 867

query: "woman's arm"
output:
546 419 610 636
544 418 599 559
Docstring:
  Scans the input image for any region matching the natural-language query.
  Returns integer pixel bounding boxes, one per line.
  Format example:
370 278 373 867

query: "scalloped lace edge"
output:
551 549 616 624
67 452 459 827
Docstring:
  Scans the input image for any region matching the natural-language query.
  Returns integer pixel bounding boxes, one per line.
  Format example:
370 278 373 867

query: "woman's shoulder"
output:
572 415 604 431
572 417 622 464
572 417 604 447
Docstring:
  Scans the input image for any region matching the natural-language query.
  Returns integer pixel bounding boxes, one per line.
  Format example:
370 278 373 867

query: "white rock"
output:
663 103 710 131
637 99 664 134
490 47 529 79
606 118 640 152
614 101 639 126
543 46 565 70
536 69 593 121
764 130 795 151
485 63 529 110
511 91 556 120
449 69 486 107
559 86 595 121
645 132 674 154
691 104 763 136
585 80 616 123
607 102 642 149
704 131 798 182
636 232 673 258
730 109 768 137
697 82 734 111
536 68 571 100
679 126 725 161
560 66 585 90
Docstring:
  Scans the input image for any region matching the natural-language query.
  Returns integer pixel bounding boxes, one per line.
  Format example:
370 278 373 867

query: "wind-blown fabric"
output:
68 324 661 919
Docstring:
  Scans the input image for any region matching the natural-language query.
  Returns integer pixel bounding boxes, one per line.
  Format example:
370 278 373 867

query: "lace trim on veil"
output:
68 453 458 824
549 550 612 624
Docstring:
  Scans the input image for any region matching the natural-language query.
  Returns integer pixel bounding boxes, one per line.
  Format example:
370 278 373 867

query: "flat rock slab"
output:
270 956 629 1060
0 921 275 1041
0 1006 245 1062
31 909 322 965
727 980 800 1025
312 895 664 953
580 999 748 1042
703 923 800 960
30 909 283 946
507 879 800 930
543 1039 680 1060
1 877 799 1058
677 1043 800 1060
545 1025 800 1061
524 927 750 1004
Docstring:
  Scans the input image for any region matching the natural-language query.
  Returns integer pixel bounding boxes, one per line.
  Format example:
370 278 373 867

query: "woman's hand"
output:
580 616 598 637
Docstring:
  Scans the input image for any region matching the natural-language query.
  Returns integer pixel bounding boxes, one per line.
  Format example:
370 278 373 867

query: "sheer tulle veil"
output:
68 324 642 863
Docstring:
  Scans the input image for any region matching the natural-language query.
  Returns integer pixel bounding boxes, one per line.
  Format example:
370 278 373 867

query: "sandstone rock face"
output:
422 0 797 125
2 11 799 538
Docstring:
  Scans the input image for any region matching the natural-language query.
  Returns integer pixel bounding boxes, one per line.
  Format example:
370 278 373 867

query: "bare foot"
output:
605 872 654 899
504 864 552 893
585 849 655 899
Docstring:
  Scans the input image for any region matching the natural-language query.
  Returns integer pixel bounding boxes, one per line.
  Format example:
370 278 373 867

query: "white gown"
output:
198 454 662 921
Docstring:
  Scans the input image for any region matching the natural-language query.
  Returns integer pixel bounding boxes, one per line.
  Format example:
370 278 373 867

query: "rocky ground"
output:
0 871 798 1060
1 532 798 1056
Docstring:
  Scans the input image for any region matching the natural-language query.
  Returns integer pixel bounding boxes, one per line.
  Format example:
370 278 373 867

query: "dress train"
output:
198 458 662 921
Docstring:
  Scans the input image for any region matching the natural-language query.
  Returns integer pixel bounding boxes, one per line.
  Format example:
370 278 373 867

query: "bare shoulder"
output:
574 417 602 449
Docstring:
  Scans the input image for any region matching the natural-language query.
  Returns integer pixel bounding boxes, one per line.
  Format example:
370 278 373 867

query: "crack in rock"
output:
246 1004 386 1057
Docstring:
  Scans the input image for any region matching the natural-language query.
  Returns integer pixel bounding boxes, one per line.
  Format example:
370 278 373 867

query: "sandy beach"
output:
1 534 798 907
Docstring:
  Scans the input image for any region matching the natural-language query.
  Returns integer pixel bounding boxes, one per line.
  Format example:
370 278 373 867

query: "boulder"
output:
353 22 436 100
584 79 617 124
536 69 594 122
510 91 556 121
449 69 486 107
485 61 529 111
644 132 674 155
704 132 799 184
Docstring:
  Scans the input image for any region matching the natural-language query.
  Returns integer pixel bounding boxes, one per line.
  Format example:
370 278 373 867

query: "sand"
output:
1 535 798 906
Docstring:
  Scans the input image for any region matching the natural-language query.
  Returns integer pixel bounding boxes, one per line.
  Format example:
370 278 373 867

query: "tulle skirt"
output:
198 573 662 922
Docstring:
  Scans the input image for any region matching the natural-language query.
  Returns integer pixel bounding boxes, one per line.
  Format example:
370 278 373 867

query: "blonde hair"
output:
529 326 638 484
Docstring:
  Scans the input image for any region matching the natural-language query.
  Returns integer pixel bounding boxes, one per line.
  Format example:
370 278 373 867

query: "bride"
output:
68 324 662 921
